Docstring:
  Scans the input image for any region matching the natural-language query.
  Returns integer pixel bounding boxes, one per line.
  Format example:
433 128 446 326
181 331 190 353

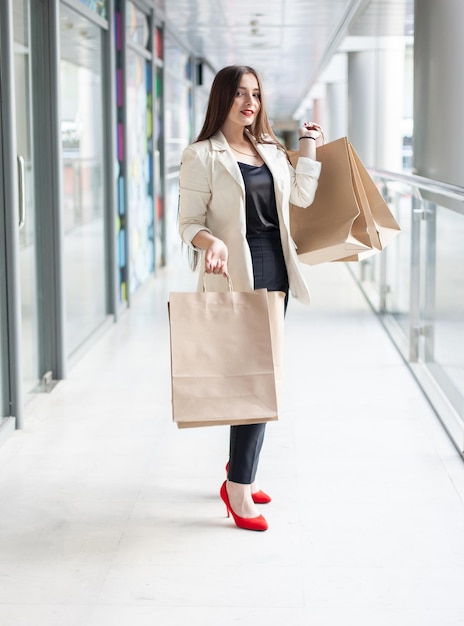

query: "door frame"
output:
0 0 24 429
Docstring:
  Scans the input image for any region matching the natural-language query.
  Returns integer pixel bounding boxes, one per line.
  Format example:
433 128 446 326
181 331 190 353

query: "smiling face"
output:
226 72 261 130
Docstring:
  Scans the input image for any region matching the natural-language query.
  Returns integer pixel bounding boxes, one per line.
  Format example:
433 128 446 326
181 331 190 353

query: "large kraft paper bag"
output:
168 288 285 429
289 137 400 265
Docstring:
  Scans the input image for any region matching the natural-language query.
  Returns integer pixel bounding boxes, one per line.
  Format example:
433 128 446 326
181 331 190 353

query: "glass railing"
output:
349 169 464 455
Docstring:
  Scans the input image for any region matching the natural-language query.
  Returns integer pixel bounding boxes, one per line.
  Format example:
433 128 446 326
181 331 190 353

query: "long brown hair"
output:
196 65 284 148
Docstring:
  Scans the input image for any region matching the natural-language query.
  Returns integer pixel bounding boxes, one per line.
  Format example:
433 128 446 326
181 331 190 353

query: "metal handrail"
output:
369 168 464 203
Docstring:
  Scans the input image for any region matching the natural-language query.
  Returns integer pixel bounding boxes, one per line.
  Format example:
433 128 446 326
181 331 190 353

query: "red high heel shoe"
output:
251 489 272 504
220 481 268 532
225 463 272 504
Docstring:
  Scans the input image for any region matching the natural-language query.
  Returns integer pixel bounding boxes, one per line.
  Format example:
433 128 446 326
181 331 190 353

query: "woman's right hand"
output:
205 238 229 276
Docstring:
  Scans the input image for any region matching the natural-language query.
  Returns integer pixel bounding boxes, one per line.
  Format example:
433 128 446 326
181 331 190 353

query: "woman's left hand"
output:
298 122 323 140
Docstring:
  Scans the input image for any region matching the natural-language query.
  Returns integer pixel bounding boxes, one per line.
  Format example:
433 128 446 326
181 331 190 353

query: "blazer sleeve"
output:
178 145 213 246
288 156 321 208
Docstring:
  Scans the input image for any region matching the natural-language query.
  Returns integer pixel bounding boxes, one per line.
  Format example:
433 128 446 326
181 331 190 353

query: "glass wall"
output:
164 33 193 262
14 0 40 395
115 3 127 302
154 25 164 268
126 1 154 292
351 178 464 453
60 4 107 355
194 62 214 137
78 0 107 19
432 205 464 397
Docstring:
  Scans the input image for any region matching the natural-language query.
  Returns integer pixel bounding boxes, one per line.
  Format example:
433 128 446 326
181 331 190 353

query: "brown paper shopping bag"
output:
168 285 285 429
289 137 400 265
337 145 401 261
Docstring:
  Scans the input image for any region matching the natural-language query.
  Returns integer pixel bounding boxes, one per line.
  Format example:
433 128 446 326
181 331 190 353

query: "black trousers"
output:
227 231 288 485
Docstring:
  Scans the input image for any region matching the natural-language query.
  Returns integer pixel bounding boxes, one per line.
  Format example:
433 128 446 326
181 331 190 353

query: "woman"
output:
178 65 322 531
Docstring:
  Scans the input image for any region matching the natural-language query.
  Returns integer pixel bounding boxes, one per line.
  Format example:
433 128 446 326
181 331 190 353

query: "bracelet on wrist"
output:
299 136 317 141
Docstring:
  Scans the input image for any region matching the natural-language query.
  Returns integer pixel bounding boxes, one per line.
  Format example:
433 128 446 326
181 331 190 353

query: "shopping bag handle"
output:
202 273 233 292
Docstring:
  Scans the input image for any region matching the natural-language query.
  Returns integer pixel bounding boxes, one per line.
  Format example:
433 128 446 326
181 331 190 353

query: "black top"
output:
238 162 279 236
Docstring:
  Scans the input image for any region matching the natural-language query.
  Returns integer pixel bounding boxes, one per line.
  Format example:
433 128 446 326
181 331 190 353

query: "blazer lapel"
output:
254 140 286 197
210 132 245 195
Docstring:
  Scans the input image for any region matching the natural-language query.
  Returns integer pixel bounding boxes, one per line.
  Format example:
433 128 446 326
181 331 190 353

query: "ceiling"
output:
162 0 413 124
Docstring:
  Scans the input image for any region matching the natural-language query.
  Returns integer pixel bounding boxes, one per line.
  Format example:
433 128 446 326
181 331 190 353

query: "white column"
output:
413 0 464 185
326 81 347 141
348 43 405 170
348 50 376 165
375 46 405 171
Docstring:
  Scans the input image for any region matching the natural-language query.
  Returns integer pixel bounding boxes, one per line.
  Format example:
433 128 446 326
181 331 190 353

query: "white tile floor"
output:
1 260 464 626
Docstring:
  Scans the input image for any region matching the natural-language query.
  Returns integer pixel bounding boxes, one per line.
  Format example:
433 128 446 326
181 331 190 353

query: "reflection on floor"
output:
1 260 464 626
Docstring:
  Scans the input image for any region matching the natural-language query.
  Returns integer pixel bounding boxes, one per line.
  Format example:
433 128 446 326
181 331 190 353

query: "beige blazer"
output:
178 131 321 305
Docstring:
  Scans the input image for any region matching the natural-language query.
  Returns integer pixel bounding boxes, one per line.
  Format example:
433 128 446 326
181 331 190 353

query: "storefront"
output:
0 0 197 439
